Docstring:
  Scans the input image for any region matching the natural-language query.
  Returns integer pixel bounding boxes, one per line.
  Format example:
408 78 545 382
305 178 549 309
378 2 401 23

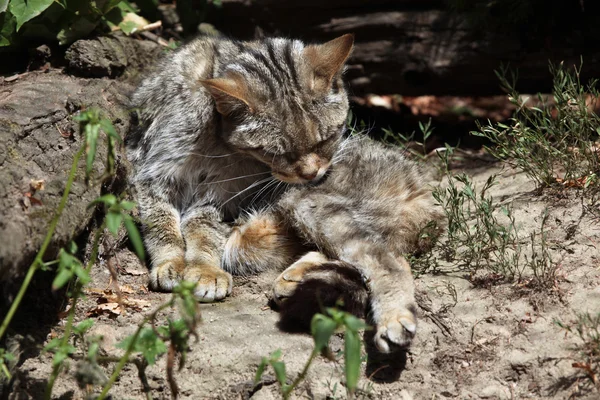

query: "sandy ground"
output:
8 162 600 400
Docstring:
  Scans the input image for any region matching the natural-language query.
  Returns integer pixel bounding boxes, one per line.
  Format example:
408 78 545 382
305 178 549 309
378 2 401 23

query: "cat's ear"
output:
200 76 254 116
304 33 354 92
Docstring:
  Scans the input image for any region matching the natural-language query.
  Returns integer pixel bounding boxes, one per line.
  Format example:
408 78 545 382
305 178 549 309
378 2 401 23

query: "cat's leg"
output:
222 210 304 275
137 184 186 292
137 184 232 301
340 241 417 353
272 251 367 329
180 206 233 302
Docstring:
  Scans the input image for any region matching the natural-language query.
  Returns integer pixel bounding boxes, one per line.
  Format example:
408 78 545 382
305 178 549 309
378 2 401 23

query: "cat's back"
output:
279 136 439 254
328 136 425 200
131 36 227 118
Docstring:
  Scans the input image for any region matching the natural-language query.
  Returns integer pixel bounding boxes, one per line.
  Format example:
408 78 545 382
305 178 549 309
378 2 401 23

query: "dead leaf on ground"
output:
30 179 45 191
119 284 136 294
23 192 43 206
555 176 596 188
89 302 124 317
85 287 151 317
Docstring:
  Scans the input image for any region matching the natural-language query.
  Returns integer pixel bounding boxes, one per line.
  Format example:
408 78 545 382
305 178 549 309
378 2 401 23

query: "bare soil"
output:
8 162 600 400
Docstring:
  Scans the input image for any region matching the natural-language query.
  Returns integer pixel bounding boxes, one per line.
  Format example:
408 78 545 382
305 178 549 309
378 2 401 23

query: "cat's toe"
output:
184 264 233 302
150 259 185 292
272 271 301 304
374 308 417 353
272 252 330 305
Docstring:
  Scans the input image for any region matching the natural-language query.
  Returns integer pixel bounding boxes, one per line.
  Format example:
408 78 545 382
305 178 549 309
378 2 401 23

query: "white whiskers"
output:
189 151 239 159
201 171 271 186
219 176 275 210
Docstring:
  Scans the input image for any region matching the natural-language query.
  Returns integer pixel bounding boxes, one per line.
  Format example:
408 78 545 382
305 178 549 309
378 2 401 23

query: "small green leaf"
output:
119 20 138 34
344 330 361 394
58 249 76 269
270 360 287 387
117 0 138 13
44 338 63 352
119 201 136 211
124 215 145 261
67 241 78 254
342 314 367 332
270 349 282 360
117 327 167 365
99 118 123 142
0 0 8 13
87 194 118 209
1 351 15 362
73 265 91 285
9 0 54 31
311 314 337 352
74 319 94 335
106 210 123 236
101 0 125 13
85 123 100 176
52 351 68 367
254 357 268 385
0 9 16 47
50 345 76 366
88 342 99 359
52 268 73 291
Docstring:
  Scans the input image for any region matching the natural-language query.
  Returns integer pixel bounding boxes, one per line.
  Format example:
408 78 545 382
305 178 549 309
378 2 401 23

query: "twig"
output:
135 359 154 400
140 21 162 32
139 31 169 47
283 351 317 400
166 343 179 399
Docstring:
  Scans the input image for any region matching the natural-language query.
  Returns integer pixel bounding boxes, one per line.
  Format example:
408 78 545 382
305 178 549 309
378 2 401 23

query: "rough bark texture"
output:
65 34 163 79
208 0 600 96
0 71 135 291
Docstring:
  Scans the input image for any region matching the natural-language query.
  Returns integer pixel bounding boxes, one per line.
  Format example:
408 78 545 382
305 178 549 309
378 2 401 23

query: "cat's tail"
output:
221 209 306 275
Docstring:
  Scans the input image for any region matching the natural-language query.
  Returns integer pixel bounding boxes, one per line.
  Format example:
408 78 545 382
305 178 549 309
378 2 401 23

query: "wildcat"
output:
126 33 441 352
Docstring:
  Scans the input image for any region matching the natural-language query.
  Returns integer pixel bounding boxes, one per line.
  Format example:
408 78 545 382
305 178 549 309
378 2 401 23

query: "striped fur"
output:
228 136 443 351
127 34 444 352
126 35 354 302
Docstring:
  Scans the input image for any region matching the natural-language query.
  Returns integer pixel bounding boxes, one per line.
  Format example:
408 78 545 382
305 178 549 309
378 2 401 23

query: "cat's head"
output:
201 34 354 184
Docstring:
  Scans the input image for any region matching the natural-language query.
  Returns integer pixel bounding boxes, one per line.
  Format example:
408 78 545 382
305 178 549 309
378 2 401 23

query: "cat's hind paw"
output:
272 251 328 304
374 306 417 353
183 264 233 302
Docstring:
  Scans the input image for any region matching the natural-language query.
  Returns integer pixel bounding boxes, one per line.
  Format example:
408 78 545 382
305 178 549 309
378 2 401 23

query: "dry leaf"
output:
24 192 43 206
91 302 123 316
120 285 136 294
30 179 45 191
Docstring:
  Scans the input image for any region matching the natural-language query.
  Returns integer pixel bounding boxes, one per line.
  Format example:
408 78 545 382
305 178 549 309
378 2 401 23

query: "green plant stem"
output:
97 302 172 400
283 350 318 400
1 362 11 380
0 147 84 343
44 222 105 399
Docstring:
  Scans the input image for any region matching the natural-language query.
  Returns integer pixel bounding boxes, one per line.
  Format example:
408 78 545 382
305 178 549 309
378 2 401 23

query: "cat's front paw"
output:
183 264 233 302
150 259 186 292
374 306 417 353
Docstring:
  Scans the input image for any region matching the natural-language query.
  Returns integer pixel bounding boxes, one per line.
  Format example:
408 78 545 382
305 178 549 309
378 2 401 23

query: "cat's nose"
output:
299 170 318 181
300 167 327 182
